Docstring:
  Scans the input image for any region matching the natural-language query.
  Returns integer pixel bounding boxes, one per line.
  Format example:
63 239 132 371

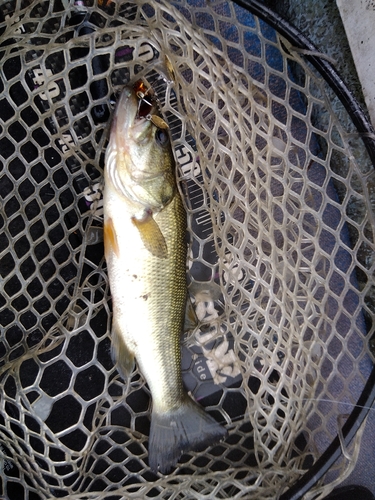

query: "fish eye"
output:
155 128 169 146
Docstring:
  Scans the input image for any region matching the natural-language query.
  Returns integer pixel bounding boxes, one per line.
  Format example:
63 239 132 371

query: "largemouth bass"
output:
103 81 227 474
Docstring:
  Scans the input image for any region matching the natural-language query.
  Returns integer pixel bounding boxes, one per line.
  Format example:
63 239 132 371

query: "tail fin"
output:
148 396 227 474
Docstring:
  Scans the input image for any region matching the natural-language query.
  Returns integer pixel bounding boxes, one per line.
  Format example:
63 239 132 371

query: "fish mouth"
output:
114 80 157 141
133 79 156 119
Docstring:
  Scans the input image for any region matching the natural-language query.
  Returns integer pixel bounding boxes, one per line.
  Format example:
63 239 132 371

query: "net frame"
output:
0 1 374 499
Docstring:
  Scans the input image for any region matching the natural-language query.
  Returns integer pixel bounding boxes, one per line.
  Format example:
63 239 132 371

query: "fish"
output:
103 80 227 474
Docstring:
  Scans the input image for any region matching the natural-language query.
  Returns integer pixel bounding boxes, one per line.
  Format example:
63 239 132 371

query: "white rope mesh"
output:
0 1 374 499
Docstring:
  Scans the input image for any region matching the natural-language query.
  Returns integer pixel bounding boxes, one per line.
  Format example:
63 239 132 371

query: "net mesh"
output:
0 1 374 499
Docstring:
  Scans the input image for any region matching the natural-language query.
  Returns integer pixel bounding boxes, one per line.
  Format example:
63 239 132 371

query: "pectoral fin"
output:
104 217 119 258
132 213 168 259
111 323 135 379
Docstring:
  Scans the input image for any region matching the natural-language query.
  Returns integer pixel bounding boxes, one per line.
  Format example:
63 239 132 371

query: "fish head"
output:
105 82 176 212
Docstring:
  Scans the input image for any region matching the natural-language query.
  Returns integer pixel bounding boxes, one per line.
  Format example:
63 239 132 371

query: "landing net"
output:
0 1 375 499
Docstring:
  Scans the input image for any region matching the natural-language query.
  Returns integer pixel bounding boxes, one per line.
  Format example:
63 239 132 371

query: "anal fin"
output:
111 322 135 379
